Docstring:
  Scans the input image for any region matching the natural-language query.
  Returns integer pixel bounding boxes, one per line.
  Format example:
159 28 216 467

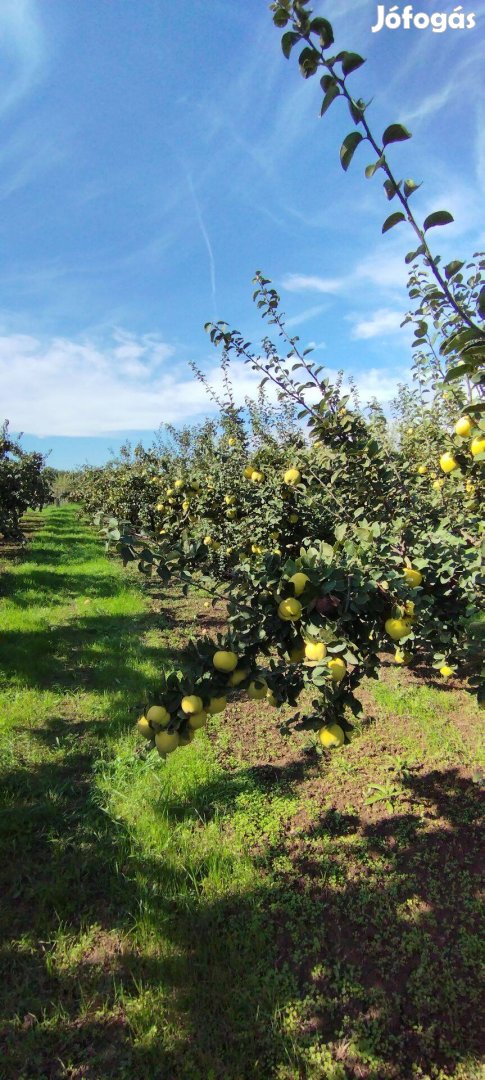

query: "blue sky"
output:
1 0 483 468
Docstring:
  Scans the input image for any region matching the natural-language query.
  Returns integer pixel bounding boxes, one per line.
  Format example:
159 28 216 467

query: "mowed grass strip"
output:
0 506 483 1080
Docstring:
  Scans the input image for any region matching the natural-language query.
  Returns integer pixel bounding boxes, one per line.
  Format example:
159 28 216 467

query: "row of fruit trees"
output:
68 1 483 757
0 421 52 540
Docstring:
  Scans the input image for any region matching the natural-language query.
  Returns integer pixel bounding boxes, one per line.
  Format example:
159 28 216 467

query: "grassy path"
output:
0 506 483 1080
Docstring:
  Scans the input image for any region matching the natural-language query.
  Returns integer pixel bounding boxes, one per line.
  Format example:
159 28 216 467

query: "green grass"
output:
0 506 483 1080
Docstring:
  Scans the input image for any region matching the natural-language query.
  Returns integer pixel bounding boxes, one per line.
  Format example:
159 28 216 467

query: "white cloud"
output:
355 250 409 291
282 273 344 294
285 304 328 329
349 308 405 340
0 330 271 437
1 327 406 437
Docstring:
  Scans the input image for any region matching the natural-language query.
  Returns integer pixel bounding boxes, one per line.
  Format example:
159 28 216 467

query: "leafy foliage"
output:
0 421 52 539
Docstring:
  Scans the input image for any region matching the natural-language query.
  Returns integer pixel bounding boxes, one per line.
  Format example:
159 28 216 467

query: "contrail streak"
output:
186 171 217 321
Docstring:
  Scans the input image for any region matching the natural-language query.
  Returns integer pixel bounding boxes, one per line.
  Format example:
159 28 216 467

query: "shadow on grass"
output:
0 612 191 697
0 743 483 1080
1 509 482 1078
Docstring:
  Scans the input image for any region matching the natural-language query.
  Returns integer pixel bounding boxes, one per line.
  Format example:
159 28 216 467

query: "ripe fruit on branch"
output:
181 695 203 715
146 705 170 728
278 597 302 621
243 466 254 479
188 710 207 730
385 617 411 641
440 452 458 474
439 664 454 678
394 649 412 665
417 465 427 475
289 572 309 596
207 695 227 714
454 416 472 437
137 716 154 739
228 667 249 687
305 641 326 661
328 657 346 682
155 730 179 754
318 724 345 748
213 650 238 672
470 436 485 457
248 679 268 700
251 470 264 483
403 567 423 588
178 729 195 746
284 467 301 485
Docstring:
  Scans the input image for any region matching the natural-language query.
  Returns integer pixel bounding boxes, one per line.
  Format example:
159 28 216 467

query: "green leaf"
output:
348 97 367 124
423 210 454 231
309 16 334 48
443 362 469 383
320 81 340 117
299 46 319 78
403 178 421 198
383 178 401 200
338 51 365 76
478 284 485 317
273 8 290 27
365 156 385 178
281 30 300 58
382 211 406 233
340 131 364 171
444 259 464 280
404 245 425 264
382 123 412 146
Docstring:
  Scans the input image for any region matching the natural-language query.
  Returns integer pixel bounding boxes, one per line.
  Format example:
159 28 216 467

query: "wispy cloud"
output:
0 0 46 117
285 303 328 328
1 328 402 437
349 308 404 340
282 273 344 295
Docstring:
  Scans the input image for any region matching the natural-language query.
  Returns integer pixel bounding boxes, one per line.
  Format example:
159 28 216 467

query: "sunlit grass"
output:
0 505 482 1080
